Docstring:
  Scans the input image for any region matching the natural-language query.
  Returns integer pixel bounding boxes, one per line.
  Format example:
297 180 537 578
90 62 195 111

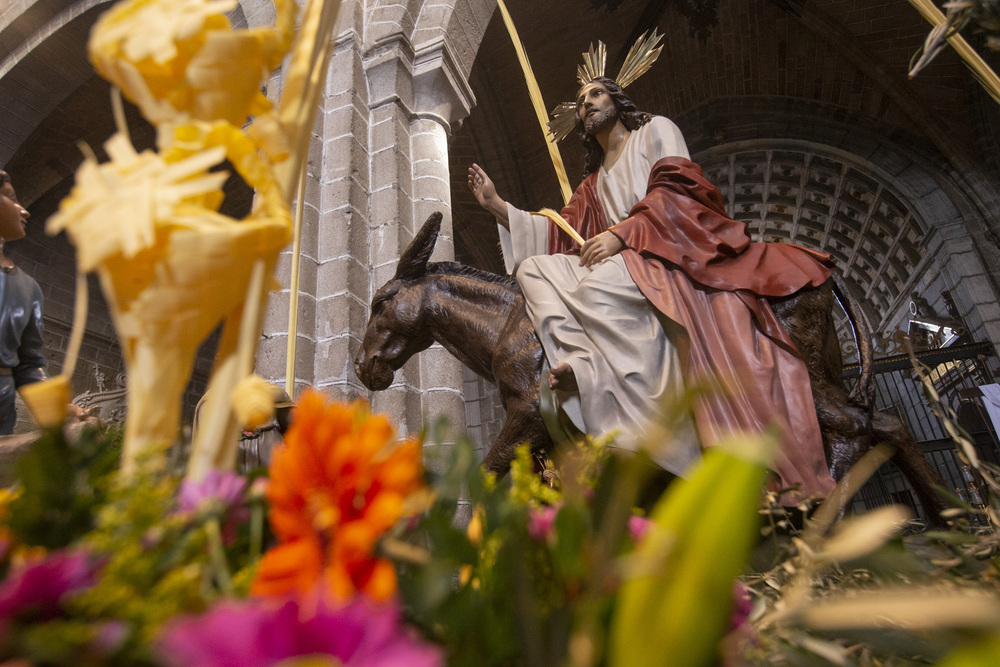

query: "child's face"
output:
0 181 28 242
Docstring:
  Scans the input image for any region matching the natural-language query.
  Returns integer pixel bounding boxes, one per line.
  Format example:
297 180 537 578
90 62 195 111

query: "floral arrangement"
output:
0 392 442 665
3 391 1000 665
0 386 790 666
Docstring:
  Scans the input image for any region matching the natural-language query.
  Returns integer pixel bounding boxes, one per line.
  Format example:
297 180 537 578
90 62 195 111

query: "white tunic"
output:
497 117 700 475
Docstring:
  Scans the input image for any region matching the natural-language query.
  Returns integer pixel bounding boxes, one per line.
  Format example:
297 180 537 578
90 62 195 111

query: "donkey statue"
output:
354 213 948 519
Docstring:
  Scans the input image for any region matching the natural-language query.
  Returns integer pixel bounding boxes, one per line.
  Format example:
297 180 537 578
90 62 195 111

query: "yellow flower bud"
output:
19 376 70 428
231 374 284 431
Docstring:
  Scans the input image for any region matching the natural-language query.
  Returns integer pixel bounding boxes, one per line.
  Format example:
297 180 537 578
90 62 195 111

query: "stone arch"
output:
697 142 930 325
410 0 495 79
678 96 1000 350
0 0 91 35
696 137 996 350
678 96 997 234
366 0 425 48
1 0 260 201
0 0 266 431
0 1 114 168
228 0 258 29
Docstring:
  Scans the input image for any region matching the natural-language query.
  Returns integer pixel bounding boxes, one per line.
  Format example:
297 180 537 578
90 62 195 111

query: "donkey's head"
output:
354 213 442 390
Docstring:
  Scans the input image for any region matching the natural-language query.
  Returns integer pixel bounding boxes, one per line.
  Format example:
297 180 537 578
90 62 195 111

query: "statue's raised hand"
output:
468 163 509 223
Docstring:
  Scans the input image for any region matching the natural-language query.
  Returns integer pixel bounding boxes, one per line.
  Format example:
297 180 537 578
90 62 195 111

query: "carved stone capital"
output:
411 37 475 130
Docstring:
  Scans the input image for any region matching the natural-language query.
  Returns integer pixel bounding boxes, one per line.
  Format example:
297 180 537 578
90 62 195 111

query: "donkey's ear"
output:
394 212 443 281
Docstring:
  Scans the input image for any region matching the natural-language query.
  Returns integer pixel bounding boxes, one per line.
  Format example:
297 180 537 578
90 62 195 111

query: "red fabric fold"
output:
611 157 835 297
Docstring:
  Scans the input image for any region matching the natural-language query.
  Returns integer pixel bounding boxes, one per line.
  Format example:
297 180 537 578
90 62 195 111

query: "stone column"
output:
256 2 484 465
257 2 369 403
406 37 475 455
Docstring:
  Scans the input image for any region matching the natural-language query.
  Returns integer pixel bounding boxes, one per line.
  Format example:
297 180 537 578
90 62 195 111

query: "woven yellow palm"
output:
37 0 340 478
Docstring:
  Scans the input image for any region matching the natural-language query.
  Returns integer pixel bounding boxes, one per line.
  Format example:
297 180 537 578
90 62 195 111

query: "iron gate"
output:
841 341 999 522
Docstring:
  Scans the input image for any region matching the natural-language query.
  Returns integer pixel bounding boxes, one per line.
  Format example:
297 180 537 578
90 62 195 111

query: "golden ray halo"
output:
548 29 664 143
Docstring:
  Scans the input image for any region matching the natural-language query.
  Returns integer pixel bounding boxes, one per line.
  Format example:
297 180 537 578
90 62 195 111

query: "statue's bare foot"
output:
549 362 578 392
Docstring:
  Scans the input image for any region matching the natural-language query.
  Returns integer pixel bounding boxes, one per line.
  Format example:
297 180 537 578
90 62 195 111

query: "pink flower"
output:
248 477 269 500
527 506 559 542
729 581 753 630
628 515 652 543
177 469 250 543
178 469 248 516
159 594 442 667
0 550 98 622
92 620 128 655
721 583 758 667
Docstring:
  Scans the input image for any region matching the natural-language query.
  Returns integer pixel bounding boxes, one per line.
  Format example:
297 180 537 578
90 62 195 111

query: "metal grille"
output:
842 342 999 522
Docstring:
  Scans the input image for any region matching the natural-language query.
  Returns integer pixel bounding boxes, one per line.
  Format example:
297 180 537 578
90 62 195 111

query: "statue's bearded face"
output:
576 81 617 135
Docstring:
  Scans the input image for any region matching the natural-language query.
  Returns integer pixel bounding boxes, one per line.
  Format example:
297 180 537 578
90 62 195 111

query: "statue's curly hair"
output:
577 76 653 177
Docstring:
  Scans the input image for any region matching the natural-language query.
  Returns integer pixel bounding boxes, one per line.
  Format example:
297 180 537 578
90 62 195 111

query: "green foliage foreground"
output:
1 411 1000 665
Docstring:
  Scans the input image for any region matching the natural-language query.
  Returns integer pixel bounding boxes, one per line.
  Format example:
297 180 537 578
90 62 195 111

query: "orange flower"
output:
251 390 424 602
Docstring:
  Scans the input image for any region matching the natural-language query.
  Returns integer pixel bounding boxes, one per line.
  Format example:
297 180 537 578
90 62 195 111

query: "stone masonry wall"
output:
254 0 496 456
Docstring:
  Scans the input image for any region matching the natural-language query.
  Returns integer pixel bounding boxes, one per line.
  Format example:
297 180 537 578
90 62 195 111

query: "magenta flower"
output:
527 506 559 542
177 469 250 545
159 594 442 667
0 550 98 622
248 477 269 500
92 620 128 655
628 515 652 543
721 583 758 667
178 469 248 516
729 581 753 630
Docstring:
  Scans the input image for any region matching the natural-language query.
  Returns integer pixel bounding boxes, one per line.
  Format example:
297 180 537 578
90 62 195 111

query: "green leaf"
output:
6 426 119 548
936 632 1000 667
552 503 588 579
610 435 772 667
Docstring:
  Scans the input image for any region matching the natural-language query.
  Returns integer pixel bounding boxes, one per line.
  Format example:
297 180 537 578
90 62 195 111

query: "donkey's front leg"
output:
482 400 553 474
